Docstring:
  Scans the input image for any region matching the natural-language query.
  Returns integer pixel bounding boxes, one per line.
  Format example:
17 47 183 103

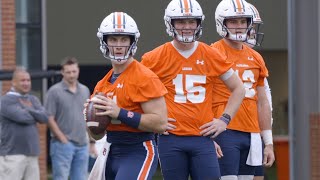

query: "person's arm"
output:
91 95 168 134
221 72 246 118
257 86 275 167
1 97 37 124
257 86 272 131
27 108 48 123
264 78 273 124
48 116 68 143
24 96 49 124
138 96 167 133
200 72 245 138
264 78 272 108
45 89 68 143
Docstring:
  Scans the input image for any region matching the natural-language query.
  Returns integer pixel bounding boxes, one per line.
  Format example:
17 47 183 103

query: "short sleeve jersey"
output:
211 39 269 133
141 42 233 136
92 60 167 133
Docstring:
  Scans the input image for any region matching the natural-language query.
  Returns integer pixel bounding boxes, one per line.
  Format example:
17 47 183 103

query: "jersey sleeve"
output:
91 71 113 98
92 80 104 97
131 76 167 102
256 59 268 87
141 44 167 73
207 46 233 77
141 52 156 71
252 50 269 79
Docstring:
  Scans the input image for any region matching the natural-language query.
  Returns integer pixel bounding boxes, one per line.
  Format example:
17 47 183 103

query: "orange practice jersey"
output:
211 39 269 133
141 42 233 136
92 60 167 133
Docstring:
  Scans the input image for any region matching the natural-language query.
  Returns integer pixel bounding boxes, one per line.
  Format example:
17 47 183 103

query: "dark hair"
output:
60 56 79 70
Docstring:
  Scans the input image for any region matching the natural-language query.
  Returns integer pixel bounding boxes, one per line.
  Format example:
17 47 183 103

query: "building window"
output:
16 0 41 69
15 0 42 96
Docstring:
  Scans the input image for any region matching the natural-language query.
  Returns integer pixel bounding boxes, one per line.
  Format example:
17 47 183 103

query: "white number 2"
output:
235 70 256 98
173 74 206 103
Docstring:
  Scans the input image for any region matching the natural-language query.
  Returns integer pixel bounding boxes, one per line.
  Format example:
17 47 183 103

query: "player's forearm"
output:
258 100 272 130
224 84 245 118
138 96 168 133
264 78 273 110
139 113 167 133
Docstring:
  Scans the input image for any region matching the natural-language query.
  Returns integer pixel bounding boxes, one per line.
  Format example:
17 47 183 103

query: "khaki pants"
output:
0 155 39 180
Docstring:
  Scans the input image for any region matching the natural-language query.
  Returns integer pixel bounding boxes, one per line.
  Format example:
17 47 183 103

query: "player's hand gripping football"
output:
90 94 120 119
199 118 227 138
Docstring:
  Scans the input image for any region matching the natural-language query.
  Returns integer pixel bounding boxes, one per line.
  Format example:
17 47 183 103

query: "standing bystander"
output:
45 57 91 180
0 67 49 180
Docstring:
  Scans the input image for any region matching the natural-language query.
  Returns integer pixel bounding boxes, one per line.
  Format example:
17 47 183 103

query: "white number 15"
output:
173 74 206 103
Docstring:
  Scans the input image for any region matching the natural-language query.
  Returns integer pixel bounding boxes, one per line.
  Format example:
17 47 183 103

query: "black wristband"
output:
220 113 231 125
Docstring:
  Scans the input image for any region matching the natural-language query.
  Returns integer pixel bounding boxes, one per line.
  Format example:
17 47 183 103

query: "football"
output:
85 101 111 135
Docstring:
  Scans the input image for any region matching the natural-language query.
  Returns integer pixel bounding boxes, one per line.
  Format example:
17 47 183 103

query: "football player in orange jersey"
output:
211 0 275 179
87 12 168 180
141 0 245 179
245 3 275 180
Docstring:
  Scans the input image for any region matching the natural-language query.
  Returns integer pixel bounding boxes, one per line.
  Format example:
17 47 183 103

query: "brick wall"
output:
38 124 48 180
1 0 15 93
310 113 320 180
1 0 48 179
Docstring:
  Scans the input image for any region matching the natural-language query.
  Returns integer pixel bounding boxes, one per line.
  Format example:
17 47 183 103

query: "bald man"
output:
0 67 49 180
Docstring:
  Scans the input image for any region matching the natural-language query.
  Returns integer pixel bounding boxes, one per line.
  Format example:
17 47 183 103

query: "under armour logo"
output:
196 60 204 65
247 57 254 61
117 84 123 88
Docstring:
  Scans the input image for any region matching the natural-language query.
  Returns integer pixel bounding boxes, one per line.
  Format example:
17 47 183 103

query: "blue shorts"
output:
158 134 220 180
214 129 256 176
254 165 264 176
105 140 158 180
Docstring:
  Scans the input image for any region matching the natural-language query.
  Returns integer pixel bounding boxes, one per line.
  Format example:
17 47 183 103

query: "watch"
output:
222 113 231 121
220 113 231 125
